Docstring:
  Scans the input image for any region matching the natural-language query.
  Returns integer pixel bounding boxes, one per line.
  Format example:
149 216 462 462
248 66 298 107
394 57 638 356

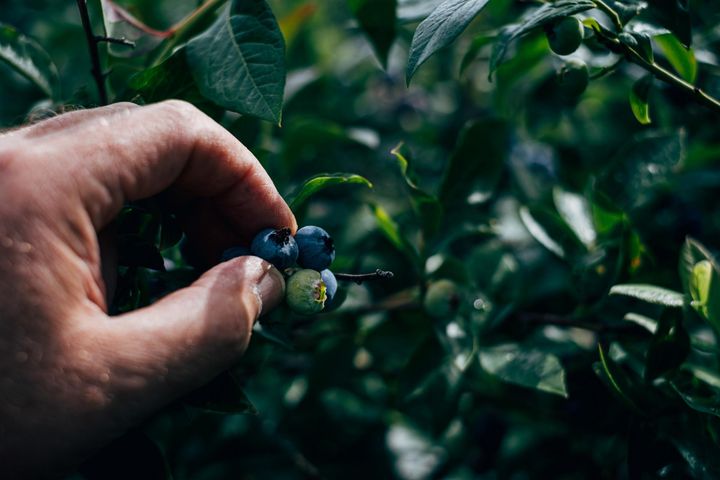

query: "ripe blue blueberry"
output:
220 246 251 261
320 269 338 306
250 227 298 269
295 226 335 270
286 269 327 315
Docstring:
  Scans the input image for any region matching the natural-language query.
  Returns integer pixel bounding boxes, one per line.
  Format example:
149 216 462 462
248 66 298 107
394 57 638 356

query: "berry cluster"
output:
223 226 338 315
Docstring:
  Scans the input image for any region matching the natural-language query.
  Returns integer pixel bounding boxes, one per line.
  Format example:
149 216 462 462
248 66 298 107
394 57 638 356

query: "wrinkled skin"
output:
0 101 296 478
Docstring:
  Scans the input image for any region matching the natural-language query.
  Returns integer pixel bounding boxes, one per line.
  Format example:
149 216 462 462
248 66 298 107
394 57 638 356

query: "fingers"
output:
89 256 284 419
32 100 296 242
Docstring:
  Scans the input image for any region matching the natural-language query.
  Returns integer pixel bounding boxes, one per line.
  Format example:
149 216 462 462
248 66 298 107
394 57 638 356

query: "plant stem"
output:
148 0 226 66
590 17 720 114
334 269 394 284
76 0 107 105
95 35 136 48
624 47 720 112
593 0 624 31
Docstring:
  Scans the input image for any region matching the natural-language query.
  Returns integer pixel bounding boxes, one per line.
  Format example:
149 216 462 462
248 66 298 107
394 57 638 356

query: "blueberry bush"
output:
3 0 720 478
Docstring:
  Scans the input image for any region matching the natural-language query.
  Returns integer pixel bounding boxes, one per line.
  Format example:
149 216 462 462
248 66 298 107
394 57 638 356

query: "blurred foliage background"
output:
3 0 720 478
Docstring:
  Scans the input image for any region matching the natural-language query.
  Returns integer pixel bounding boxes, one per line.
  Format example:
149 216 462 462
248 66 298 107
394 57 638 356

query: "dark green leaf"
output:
479 344 568 397
406 0 491 83
348 0 397 67
629 74 653 125
644 309 690 380
609 284 684 307
391 143 442 236
288 173 372 210
184 371 257 415
127 49 221 116
489 0 595 78
371 203 421 266
552 187 597 249
187 0 286 123
630 32 654 63
0 23 59 98
439 118 509 207
594 343 641 411
594 130 685 211
655 33 697 83
159 214 183 250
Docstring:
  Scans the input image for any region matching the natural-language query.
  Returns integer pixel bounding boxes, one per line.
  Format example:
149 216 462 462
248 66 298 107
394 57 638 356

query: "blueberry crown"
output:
270 227 292 246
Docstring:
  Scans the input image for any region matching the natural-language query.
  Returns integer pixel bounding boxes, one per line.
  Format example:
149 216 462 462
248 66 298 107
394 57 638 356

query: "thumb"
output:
91 256 284 418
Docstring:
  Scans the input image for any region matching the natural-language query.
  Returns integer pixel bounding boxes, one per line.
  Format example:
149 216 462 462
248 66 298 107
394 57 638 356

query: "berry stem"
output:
334 269 394 284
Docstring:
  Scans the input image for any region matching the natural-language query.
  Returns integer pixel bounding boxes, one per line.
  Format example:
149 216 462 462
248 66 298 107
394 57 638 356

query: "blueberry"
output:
250 227 298 269
295 226 335 270
220 246 251 262
286 269 327 315
320 269 338 305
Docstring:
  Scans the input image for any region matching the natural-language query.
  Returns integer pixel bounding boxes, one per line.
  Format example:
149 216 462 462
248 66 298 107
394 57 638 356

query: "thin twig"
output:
76 0 107 105
593 0 624 31
95 35 136 48
334 269 394 284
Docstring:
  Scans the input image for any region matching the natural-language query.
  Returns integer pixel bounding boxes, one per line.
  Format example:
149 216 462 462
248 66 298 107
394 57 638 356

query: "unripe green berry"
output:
557 59 589 98
424 279 461 318
286 269 327 315
545 17 584 56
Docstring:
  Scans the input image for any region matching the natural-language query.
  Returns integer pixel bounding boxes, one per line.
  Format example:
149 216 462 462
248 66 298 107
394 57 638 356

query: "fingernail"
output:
255 265 285 317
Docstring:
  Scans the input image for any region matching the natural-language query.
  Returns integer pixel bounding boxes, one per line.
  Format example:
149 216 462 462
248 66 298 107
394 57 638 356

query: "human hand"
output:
0 101 296 478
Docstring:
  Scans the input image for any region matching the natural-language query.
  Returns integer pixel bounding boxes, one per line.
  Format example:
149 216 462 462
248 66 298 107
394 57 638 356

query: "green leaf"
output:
371 203 420 266
552 187 597 249
479 344 568 397
630 32 654 63
348 0 397 67
609 284 684 307
655 33 697 83
489 0 595 78
594 343 641 411
187 0 286 123
288 173 372 210
519 206 565 258
679 238 720 334
128 49 217 115
406 0 491 83
439 118 509 207
184 371 257 415
391 143 442 236
629 75 653 125
594 131 685 212
0 23 59 98
644 309 690 381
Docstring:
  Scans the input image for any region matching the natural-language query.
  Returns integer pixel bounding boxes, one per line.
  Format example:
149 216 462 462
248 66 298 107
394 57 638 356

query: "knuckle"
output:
158 99 203 120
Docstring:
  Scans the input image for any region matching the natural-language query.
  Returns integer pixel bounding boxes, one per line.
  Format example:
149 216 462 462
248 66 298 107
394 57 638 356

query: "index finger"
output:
22 100 296 244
